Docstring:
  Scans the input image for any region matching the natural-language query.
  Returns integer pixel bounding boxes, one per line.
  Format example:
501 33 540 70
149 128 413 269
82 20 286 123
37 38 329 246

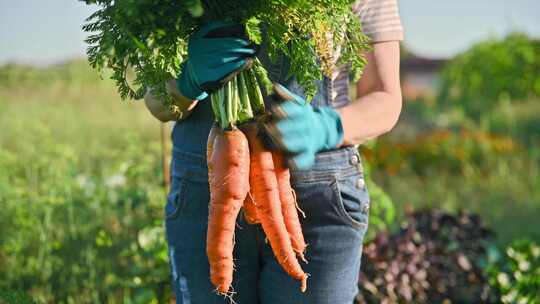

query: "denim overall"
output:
165 47 371 304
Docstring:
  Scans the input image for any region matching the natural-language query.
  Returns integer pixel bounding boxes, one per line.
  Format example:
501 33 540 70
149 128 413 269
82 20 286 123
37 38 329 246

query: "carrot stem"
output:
227 80 234 128
210 91 220 120
231 76 238 123
237 72 253 123
210 70 260 129
252 58 272 96
246 68 265 115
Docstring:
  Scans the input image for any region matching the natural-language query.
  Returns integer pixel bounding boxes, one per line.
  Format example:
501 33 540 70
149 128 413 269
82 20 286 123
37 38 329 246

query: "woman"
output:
145 0 403 303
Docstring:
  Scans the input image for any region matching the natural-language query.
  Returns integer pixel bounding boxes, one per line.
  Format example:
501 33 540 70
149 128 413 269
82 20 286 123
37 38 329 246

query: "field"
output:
366 99 540 245
0 61 171 302
1 57 539 302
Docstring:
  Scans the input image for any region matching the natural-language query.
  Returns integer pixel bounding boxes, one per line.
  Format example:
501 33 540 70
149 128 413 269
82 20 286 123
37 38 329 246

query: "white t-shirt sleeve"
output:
354 0 404 42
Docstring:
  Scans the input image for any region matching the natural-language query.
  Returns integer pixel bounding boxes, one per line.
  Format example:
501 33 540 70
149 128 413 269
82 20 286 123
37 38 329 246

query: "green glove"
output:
264 84 344 170
177 21 257 100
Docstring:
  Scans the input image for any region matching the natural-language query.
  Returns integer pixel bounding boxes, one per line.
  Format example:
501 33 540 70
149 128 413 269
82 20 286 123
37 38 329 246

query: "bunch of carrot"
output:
205 59 308 295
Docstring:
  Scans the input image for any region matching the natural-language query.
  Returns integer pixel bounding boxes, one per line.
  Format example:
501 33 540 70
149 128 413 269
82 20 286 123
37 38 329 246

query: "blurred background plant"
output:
0 289 37 304
0 64 171 303
1 2 539 302
486 239 540 304
356 209 497 304
353 31 540 303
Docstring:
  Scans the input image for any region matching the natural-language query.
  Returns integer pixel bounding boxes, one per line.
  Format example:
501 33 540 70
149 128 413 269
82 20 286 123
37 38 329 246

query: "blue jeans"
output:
165 146 370 304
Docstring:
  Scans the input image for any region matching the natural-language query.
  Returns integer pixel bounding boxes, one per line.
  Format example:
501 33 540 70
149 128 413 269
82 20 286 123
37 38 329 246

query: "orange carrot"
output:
242 193 260 224
243 124 308 292
211 123 261 225
206 128 250 294
272 152 307 262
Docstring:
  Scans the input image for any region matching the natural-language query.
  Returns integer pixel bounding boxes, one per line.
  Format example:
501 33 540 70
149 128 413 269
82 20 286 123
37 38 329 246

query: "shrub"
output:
0 290 37 304
363 127 540 245
363 129 519 176
487 239 540 304
438 32 540 119
480 98 540 146
360 156 396 241
356 209 497 303
0 132 170 303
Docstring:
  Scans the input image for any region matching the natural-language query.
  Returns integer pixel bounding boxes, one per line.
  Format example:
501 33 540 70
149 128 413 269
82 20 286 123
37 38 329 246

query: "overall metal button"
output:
350 154 359 165
361 203 370 214
356 177 365 189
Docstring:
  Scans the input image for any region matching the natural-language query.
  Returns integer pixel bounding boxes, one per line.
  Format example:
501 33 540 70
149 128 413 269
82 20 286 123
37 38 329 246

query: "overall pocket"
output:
332 172 371 229
291 169 370 231
165 170 209 221
165 177 187 220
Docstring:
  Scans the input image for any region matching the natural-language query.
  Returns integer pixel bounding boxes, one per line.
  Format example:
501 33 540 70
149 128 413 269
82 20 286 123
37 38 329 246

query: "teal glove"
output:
264 84 344 170
177 21 257 100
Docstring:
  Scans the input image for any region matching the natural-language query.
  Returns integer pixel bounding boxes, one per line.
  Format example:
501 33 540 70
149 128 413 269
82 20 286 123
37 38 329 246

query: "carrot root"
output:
207 128 250 294
292 189 306 219
207 122 308 294
272 152 308 260
243 124 308 291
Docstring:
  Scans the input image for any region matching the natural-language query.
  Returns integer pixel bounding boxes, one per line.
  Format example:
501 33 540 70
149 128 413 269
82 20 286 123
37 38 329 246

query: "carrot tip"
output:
299 252 308 264
293 248 308 263
214 286 237 302
300 274 308 293
293 189 307 219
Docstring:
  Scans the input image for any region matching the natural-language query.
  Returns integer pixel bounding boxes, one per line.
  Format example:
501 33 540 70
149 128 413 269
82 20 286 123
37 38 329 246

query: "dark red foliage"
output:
357 209 498 304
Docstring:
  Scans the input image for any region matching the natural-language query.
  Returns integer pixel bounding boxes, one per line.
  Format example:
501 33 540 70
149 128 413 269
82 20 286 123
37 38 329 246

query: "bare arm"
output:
336 40 402 145
144 79 199 122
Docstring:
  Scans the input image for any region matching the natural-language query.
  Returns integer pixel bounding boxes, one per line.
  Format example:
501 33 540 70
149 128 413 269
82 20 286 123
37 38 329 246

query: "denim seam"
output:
166 177 187 220
291 167 360 184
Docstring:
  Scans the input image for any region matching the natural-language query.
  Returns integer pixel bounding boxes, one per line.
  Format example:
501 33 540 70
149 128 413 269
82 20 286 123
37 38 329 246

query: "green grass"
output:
0 60 160 155
0 60 171 303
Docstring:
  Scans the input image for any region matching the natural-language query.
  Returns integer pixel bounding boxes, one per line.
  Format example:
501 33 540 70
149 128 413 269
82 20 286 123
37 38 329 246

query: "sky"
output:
1 0 539 65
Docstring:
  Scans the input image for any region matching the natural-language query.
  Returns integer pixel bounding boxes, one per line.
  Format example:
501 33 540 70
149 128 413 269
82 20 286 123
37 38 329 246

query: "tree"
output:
438 33 540 118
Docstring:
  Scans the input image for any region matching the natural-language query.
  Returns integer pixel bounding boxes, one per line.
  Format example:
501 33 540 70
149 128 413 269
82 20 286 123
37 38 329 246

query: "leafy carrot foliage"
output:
80 0 370 101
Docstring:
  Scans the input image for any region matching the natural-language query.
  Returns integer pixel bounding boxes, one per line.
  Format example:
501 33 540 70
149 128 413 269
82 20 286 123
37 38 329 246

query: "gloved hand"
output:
177 21 257 100
264 84 344 170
